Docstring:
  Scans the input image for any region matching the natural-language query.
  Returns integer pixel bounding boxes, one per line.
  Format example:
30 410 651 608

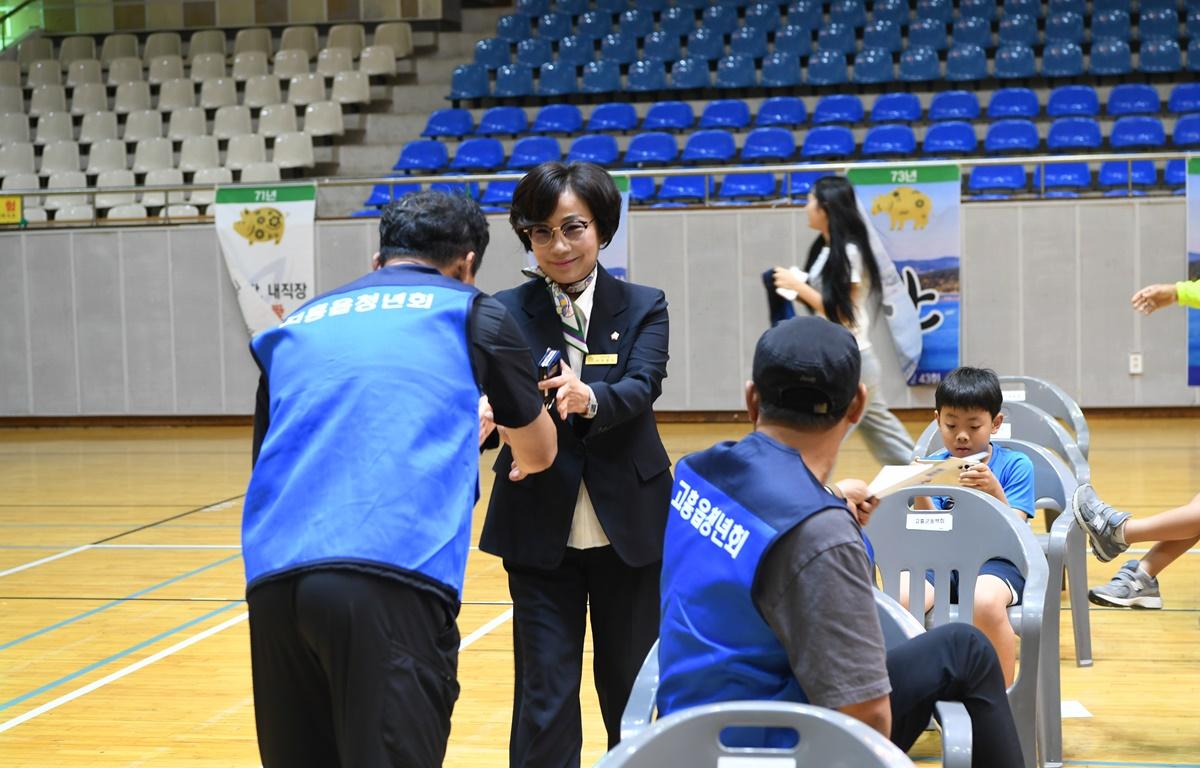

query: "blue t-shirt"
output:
925 443 1035 518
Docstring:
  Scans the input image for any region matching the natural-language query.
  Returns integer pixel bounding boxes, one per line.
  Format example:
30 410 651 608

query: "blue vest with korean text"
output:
657 432 852 720
243 265 480 601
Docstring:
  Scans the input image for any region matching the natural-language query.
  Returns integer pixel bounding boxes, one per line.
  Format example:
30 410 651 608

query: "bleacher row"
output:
450 0 1200 99
0 22 413 222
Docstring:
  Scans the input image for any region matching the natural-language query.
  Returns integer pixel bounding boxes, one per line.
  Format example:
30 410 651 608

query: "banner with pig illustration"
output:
215 184 317 337
847 165 962 385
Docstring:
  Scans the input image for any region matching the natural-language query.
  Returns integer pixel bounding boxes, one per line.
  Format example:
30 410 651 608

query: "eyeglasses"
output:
524 219 593 247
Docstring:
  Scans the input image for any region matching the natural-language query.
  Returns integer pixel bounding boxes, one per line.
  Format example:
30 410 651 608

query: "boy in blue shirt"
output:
912 367 1035 687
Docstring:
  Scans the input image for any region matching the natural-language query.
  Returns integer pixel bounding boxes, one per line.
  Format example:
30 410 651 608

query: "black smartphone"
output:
538 348 562 408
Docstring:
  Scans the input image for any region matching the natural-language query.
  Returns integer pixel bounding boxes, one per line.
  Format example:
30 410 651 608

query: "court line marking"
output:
460 608 513 650
91 544 241 550
0 545 90 578
0 603 247 731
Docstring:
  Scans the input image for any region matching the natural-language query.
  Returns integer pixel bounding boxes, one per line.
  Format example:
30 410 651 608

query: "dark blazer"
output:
481 265 673 570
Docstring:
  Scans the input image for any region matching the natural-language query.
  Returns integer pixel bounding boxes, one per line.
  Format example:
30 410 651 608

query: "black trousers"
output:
247 569 461 768
505 547 660 768
886 623 1025 768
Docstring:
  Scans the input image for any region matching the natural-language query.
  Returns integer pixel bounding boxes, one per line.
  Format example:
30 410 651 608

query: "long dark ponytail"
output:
802 176 882 328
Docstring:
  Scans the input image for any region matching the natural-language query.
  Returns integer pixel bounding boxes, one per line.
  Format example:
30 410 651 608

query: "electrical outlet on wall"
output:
1129 353 1144 375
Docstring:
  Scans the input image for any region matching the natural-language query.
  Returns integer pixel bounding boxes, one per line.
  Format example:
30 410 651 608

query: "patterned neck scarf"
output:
522 265 596 357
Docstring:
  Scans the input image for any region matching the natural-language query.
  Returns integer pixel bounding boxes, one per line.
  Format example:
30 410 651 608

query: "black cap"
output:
753 317 862 416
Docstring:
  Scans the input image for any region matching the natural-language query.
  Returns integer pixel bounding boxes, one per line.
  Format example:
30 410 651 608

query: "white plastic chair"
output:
157 78 196 112
239 161 280 182
44 170 87 210
55 203 96 222
100 34 138 65
132 137 173 174
273 49 310 80
95 168 136 208
123 109 164 143
67 59 103 88
997 376 1090 459
317 47 354 78
22 206 48 222
232 51 269 82
114 81 152 114
141 167 184 207
258 103 298 138
59 37 97 68
29 85 68 118
359 45 398 77
328 24 366 59
0 112 30 144
86 138 128 175
213 105 253 140
332 71 369 105
70 83 108 116
273 132 314 169
148 55 186 85
106 57 144 86
189 52 227 83
143 32 183 64
199 77 238 110
178 136 220 172
190 166 231 206
159 203 200 219
2 172 42 207
188 30 227 60
280 26 319 60
244 75 283 109
0 142 36 177
287 73 326 106
106 202 148 220
167 106 207 141
34 112 73 146
18 38 55 73
373 22 414 58
26 59 62 87
79 111 119 144
234 28 273 58
0 60 22 88
303 101 344 137
226 133 266 170
39 140 81 177
0 85 23 114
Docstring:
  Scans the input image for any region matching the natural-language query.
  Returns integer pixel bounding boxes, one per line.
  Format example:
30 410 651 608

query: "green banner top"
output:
612 174 630 193
215 185 317 204
1189 157 1200 175
847 166 961 185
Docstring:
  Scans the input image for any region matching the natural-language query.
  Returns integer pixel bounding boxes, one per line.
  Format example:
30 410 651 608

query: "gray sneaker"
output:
1071 483 1131 563
1089 560 1163 609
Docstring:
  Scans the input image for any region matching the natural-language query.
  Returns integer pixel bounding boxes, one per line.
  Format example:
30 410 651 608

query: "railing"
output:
0 0 42 52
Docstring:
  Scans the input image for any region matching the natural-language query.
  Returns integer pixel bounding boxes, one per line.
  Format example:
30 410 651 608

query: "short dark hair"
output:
935 366 1003 417
509 161 621 251
378 190 489 273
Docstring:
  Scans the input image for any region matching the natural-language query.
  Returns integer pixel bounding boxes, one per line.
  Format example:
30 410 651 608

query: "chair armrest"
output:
933 700 972 768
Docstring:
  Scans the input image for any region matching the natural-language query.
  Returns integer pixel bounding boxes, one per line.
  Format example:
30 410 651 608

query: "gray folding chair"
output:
865 486 1049 768
599 701 914 768
620 640 658 742
998 376 1089 459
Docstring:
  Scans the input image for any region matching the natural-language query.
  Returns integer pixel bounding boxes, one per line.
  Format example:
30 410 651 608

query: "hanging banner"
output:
848 165 962 386
1187 157 1200 386
215 184 317 337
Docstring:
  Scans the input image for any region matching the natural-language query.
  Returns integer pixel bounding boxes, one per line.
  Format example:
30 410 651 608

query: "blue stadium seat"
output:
801 125 855 158
576 11 613 40
1190 40 1200 73
813 94 864 124
657 175 710 202
557 35 594 67
496 14 532 43
1108 84 1160 115
659 6 695 37
787 0 823 30
1047 118 1101 151
364 179 420 207
581 60 621 93
644 101 695 131
731 27 770 59
670 57 711 89
1110 116 1166 149
1170 84 1200 114
555 0 587 13
830 0 868 28
508 136 561 169
953 16 991 47
908 19 948 50
1048 0 1084 15
741 127 796 161
1004 0 1041 16
1047 85 1099 117
352 208 384 218
703 4 740 35
745 2 783 32
862 124 916 156
676 0 709 10
567 134 619 165
1139 8 1180 40
807 50 849 85
1140 38 1182 74
998 13 1037 46
871 93 921 122
985 119 1040 152
1174 114 1200 148
681 129 736 163
1045 12 1083 42
1091 10 1131 41
474 38 510 69
787 169 835 196
852 47 894 83
915 0 952 25
1099 160 1157 187
1090 39 1132 76
537 62 577 96
1189 10 1200 39
394 139 449 172
1043 42 1084 77
624 131 678 164
449 64 489 100
494 64 534 97
481 175 521 208
687 28 725 60
450 137 505 171
994 44 1036 78
1165 158 1186 187
900 45 940 81
817 22 857 54
531 104 582 134
477 106 527 136
643 31 682 63
429 181 480 199
871 0 909 26
516 0 549 16
773 24 813 56
959 0 997 20
619 8 654 39
1092 0 1126 11
929 91 980 121
1033 162 1091 190
700 99 752 129
627 60 667 92
946 44 987 81
629 176 656 203
968 165 1027 192
715 54 757 88
863 18 903 52
594 0 628 13
601 32 637 64
588 102 637 132
762 52 803 86
988 88 1038 118
923 121 978 154
756 96 806 127
422 108 473 138
517 38 553 67
537 12 571 39
718 173 777 199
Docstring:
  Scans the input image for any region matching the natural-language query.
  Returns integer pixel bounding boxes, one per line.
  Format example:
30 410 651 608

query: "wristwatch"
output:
585 386 598 419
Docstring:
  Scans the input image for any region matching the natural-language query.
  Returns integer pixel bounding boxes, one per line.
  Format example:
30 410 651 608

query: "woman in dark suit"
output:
481 162 672 768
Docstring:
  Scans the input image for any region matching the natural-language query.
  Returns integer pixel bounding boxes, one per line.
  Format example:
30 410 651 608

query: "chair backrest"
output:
599 701 915 768
303 101 344 137
280 26 319 60
929 91 979 121
106 57 144 86
992 438 1077 514
189 29 227 59
588 102 638 132
996 376 1089 458
954 15 992 46
756 96 806 127
699 99 751 129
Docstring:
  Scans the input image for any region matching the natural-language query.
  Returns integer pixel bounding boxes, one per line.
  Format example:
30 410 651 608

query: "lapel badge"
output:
611 331 620 341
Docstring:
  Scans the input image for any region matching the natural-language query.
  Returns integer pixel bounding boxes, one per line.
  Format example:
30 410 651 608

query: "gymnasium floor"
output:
0 414 1197 767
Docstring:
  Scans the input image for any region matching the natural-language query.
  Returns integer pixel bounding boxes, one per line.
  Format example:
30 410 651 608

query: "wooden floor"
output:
0 414 1197 767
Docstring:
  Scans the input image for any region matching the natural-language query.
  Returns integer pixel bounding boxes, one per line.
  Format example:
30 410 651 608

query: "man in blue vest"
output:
242 191 557 768
657 316 1024 767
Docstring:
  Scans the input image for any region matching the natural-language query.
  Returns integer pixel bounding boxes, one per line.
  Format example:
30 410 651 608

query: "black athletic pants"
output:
247 569 461 768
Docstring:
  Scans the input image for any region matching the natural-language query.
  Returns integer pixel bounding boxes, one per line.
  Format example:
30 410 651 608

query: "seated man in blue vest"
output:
242 191 557 768
657 316 1024 767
